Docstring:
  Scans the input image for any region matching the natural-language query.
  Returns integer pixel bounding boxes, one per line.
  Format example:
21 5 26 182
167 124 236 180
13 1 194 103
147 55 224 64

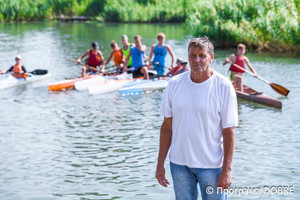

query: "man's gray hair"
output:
188 36 214 55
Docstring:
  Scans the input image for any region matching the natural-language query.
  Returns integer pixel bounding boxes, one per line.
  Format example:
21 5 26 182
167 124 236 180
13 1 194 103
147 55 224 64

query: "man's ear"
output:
210 53 215 63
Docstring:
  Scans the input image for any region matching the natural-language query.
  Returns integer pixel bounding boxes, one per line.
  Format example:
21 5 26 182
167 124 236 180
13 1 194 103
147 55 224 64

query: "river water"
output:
0 22 299 200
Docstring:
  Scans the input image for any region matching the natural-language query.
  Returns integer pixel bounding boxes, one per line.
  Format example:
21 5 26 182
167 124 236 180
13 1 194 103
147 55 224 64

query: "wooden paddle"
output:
233 64 290 96
70 59 98 72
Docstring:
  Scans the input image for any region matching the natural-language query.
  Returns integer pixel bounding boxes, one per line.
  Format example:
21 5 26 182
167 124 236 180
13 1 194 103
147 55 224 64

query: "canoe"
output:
119 79 168 95
48 76 92 91
74 73 132 91
88 79 133 95
0 69 51 90
236 85 282 109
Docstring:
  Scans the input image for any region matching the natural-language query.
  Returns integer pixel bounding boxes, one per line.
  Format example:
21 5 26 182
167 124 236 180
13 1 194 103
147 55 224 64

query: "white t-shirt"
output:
159 70 238 168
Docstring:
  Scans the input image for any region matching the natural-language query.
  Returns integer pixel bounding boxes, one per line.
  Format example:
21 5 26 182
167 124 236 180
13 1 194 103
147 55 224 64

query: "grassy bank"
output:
186 0 300 52
0 0 299 52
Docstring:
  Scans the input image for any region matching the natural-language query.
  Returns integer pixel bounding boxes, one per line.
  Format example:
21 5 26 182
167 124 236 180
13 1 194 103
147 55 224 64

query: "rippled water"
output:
0 22 299 200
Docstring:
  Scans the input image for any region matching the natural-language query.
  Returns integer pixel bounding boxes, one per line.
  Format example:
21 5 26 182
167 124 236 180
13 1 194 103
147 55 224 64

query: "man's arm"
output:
166 45 175 68
77 50 89 63
244 56 258 75
218 127 235 189
147 44 155 64
105 51 114 66
155 117 172 187
223 54 235 65
139 44 146 52
123 50 131 72
98 51 106 73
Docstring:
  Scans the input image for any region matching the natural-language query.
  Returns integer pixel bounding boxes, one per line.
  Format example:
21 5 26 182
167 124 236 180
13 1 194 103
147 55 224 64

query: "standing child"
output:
147 33 175 76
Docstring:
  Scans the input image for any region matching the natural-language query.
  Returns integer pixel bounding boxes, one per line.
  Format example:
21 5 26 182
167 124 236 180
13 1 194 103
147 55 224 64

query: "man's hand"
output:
155 164 169 187
223 58 230 65
145 61 150 66
77 58 81 64
218 170 232 189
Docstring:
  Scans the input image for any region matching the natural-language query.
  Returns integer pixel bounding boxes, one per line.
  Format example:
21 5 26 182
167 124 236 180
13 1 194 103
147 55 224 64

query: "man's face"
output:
188 46 214 73
157 37 164 44
134 37 141 46
122 38 128 46
16 58 21 64
237 48 245 55
111 46 117 51
91 46 96 51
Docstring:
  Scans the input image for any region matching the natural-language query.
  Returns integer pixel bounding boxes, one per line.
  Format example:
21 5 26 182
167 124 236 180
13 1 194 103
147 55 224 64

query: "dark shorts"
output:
127 65 132 74
132 66 145 78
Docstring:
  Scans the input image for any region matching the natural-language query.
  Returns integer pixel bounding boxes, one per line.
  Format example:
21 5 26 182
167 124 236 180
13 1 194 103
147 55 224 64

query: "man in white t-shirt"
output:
156 37 238 200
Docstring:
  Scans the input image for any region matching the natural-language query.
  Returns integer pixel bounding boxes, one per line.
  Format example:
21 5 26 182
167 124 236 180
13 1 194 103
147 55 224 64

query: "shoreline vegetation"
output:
0 0 299 52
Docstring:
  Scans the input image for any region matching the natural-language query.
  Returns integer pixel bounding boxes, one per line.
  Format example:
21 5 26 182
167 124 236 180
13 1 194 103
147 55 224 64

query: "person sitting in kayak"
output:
146 33 175 77
163 58 183 77
77 41 105 77
0 55 29 79
124 35 149 79
105 41 125 74
223 43 258 92
177 60 189 74
120 35 134 74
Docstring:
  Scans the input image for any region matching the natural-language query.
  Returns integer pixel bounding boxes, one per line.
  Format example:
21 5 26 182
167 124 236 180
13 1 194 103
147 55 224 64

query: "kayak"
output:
88 79 133 95
236 84 282 109
74 73 132 91
119 79 168 96
0 69 51 90
48 76 94 91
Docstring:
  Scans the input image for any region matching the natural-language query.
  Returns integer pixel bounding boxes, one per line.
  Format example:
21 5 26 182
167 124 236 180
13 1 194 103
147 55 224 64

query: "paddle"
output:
70 59 98 72
0 69 47 77
233 64 290 96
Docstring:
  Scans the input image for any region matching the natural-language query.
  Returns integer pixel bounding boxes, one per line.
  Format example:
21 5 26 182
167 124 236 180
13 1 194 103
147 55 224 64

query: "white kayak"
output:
119 79 168 95
75 73 132 91
88 79 133 95
0 69 51 90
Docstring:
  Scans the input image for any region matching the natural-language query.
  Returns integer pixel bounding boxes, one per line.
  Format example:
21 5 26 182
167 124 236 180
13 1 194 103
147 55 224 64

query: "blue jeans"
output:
170 162 227 200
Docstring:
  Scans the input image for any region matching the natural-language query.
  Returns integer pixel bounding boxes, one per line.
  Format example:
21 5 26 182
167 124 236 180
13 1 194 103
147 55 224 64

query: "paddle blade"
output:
270 83 290 96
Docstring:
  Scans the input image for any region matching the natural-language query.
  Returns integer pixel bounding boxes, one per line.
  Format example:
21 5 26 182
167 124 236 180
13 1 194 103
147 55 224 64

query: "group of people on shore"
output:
76 33 189 79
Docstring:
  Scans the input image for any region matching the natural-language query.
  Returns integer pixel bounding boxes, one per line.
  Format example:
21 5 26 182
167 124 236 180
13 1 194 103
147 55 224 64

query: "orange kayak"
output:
48 76 94 91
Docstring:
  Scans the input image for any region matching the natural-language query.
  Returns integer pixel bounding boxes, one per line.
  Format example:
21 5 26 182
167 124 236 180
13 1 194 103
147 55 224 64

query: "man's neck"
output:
190 68 213 83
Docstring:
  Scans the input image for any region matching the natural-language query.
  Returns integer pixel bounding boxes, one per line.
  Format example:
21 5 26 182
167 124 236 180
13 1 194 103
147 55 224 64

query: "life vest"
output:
113 48 125 66
86 50 101 67
12 64 28 79
230 54 245 73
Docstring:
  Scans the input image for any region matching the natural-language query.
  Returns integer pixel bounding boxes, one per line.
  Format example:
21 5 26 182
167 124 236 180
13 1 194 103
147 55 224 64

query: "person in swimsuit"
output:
223 43 258 92
77 41 105 77
105 41 125 74
163 58 183 77
124 35 149 79
147 33 175 77
120 35 134 74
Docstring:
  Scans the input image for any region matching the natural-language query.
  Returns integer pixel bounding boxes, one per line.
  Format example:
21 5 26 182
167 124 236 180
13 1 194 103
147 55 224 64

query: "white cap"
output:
16 55 22 60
